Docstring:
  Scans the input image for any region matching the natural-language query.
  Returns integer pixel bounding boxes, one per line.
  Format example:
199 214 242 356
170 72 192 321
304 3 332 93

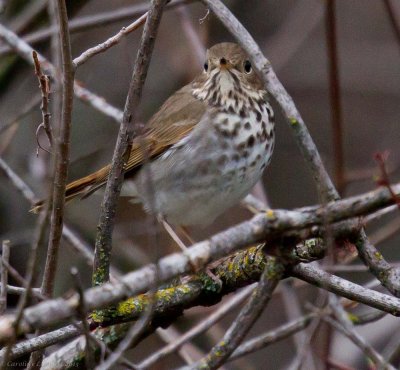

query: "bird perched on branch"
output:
32 43 275 226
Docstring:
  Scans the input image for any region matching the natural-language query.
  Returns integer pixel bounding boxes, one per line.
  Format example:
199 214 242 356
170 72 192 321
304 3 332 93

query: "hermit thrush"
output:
33 43 275 226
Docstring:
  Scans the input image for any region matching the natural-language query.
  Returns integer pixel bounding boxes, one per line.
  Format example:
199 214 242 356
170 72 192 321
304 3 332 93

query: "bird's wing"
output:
45 83 208 206
124 83 207 173
30 81 209 213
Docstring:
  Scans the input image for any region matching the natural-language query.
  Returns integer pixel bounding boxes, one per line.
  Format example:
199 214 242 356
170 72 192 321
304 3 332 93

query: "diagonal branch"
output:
0 22 123 123
200 0 338 202
0 179 399 340
187 259 284 370
199 0 400 299
137 284 255 369
0 0 192 56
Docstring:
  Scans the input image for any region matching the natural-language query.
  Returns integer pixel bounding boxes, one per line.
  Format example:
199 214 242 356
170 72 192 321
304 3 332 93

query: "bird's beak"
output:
218 57 233 70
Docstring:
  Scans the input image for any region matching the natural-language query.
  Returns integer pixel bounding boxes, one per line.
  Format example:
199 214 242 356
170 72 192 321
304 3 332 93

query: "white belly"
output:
127 107 274 226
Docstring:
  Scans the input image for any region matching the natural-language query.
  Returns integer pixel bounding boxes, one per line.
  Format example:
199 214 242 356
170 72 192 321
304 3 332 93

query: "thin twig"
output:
26 8 75 365
228 313 317 363
383 0 400 50
40 0 75 298
47 0 62 133
32 50 53 153
292 264 399 314
0 0 192 56
25 204 51 370
322 315 394 369
0 94 41 137
375 151 400 210
0 22 123 123
326 0 345 195
0 156 99 269
1 203 49 368
73 13 147 68
281 280 316 370
177 6 205 65
71 267 95 370
0 182 399 340
138 284 255 369
187 261 284 370
8 0 47 34
4 285 41 296
92 4 168 367
0 241 10 315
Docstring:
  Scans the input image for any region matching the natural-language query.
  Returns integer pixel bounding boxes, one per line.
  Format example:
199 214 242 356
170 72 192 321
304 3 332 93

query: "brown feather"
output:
30 83 207 213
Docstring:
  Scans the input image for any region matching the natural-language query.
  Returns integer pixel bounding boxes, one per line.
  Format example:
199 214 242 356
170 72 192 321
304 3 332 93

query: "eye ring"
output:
204 62 209 72
244 60 252 74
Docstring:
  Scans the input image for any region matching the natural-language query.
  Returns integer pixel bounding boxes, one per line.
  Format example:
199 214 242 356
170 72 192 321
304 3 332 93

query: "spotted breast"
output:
130 44 275 226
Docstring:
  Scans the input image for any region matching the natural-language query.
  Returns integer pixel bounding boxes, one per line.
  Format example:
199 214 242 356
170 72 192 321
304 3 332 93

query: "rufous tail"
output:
30 164 110 213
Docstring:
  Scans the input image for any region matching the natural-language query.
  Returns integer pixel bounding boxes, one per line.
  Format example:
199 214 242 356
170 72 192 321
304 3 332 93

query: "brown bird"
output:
32 42 275 226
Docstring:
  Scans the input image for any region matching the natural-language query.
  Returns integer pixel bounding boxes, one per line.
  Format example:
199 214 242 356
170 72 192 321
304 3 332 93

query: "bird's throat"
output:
192 70 266 116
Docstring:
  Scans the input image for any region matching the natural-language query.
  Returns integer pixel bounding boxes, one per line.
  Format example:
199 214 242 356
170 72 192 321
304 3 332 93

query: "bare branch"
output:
228 313 317 363
0 0 192 56
292 264 400 314
73 13 147 68
0 241 10 315
3 285 41 296
41 0 75 298
32 50 53 151
70 268 95 370
0 182 398 341
383 0 400 49
322 315 394 369
138 285 255 369
0 22 123 123
200 0 400 299
0 156 98 269
92 0 167 286
188 260 284 370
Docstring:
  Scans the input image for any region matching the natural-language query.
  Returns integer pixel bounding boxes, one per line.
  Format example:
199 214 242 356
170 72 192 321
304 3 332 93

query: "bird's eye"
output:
244 60 252 73
204 62 209 72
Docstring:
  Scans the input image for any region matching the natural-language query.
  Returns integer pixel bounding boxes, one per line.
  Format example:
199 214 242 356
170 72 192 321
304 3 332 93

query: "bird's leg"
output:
177 225 195 245
159 218 222 289
160 218 189 253
159 217 199 272
176 225 221 288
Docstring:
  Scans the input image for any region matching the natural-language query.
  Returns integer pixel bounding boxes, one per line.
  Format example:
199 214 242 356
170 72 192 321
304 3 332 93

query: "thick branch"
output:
0 183 399 341
16 242 400 369
188 259 284 370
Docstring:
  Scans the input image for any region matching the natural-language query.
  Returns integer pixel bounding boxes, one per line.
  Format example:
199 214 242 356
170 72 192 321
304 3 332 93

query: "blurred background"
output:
0 0 399 369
